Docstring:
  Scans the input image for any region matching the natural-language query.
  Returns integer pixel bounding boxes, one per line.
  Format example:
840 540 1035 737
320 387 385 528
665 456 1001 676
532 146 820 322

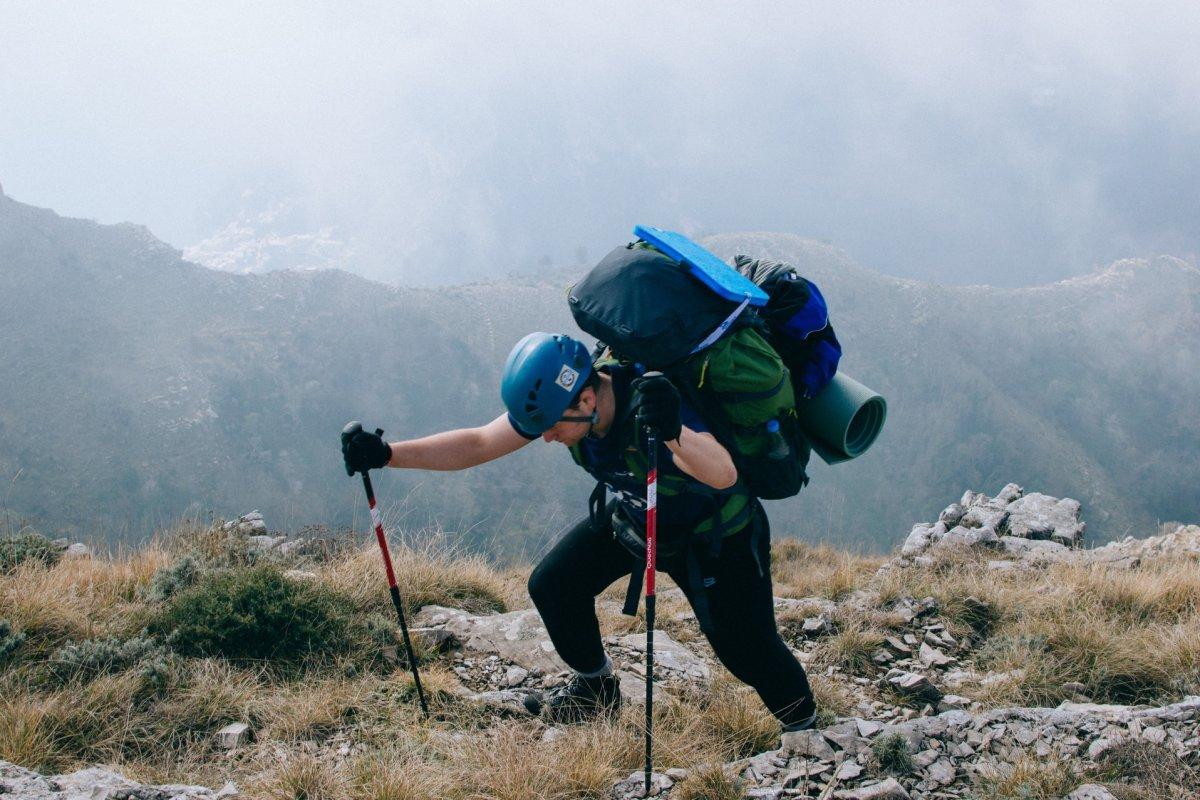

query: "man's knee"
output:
527 556 568 611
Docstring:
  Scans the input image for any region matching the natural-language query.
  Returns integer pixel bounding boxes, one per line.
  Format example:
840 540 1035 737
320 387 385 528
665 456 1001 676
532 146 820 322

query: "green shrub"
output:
0 532 61 573
152 565 353 661
145 555 202 602
871 733 913 775
0 618 26 662
49 633 167 683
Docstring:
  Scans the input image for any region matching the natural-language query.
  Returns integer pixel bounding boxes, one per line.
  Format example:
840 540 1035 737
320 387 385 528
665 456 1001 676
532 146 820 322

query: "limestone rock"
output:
781 729 836 760
413 605 564 673
1066 785 1119 800
214 721 252 750
886 671 944 703
834 777 911 800
611 770 673 798
0 760 237 799
1005 492 1085 545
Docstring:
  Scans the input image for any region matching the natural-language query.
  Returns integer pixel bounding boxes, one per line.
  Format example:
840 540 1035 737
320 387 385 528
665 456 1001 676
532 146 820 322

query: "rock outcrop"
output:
0 761 236 800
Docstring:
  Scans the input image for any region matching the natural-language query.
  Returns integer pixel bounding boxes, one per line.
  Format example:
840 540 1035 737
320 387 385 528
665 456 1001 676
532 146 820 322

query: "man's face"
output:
540 387 595 446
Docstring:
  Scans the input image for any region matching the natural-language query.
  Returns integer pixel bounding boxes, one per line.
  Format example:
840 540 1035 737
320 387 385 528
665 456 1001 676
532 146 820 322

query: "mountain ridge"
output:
2 193 1197 551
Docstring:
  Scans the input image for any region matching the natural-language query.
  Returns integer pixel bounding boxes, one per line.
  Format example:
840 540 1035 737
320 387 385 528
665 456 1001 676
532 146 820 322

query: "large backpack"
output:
568 239 842 500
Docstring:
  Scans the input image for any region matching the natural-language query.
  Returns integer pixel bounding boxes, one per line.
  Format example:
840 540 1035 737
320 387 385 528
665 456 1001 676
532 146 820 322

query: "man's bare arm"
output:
666 427 738 490
388 413 532 471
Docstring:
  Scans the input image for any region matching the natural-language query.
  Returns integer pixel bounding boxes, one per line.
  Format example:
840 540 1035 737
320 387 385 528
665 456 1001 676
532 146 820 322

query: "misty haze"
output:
2 4 1200 799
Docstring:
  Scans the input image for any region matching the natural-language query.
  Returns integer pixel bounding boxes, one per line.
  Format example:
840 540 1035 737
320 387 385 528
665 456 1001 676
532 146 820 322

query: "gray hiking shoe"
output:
523 673 621 724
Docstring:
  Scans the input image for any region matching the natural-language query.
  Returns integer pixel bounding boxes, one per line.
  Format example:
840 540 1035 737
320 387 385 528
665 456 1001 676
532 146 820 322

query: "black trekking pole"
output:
643 422 658 794
343 423 430 718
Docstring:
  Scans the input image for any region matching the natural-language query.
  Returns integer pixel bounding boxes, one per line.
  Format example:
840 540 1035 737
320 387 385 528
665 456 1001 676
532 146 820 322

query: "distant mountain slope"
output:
1 195 1197 551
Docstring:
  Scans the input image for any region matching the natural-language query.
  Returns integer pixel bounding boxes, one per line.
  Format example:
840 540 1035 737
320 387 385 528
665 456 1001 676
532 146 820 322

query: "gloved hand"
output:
630 373 682 444
341 421 393 476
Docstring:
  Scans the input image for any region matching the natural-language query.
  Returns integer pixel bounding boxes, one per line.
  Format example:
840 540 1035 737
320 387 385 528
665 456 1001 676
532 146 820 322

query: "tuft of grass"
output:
0 691 57 769
680 676 780 761
770 539 882 601
1092 737 1200 799
349 746 449 800
871 733 913 775
258 753 345 800
322 538 514 617
675 763 743 800
814 613 886 675
975 757 1079 800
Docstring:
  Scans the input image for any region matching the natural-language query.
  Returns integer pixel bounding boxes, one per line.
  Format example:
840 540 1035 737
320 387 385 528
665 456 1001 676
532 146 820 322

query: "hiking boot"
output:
523 673 621 723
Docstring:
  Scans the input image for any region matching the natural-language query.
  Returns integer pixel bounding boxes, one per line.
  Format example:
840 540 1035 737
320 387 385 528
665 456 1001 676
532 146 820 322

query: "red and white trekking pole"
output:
644 423 658 793
344 423 429 718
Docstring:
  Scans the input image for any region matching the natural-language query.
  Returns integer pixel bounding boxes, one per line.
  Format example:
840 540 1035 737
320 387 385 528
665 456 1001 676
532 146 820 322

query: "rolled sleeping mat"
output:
796 372 887 465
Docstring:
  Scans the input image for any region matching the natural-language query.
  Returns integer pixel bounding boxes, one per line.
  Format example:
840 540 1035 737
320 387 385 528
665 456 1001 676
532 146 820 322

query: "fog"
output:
2 1 1198 286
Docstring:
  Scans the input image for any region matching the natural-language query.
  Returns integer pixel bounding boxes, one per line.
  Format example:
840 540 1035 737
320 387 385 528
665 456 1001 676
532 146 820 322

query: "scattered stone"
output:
282 569 318 581
918 642 955 668
1066 785 1119 800
503 665 529 687
214 722 252 750
63 543 90 558
834 777 911 800
0 761 239 799
611 770 673 798
802 614 833 637
886 671 944 703
781 729 837 761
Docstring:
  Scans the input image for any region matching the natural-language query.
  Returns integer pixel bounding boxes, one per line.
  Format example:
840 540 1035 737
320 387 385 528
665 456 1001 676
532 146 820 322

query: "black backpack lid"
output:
569 244 742 367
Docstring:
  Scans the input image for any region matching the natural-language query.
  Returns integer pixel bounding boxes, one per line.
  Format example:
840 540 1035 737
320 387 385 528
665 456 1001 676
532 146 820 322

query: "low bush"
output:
48 632 168 683
0 533 61 573
0 618 25 662
152 564 355 661
144 555 202 602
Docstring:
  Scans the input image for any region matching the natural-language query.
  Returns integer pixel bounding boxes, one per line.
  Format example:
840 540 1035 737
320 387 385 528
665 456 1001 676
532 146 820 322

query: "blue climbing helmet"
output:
501 332 593 434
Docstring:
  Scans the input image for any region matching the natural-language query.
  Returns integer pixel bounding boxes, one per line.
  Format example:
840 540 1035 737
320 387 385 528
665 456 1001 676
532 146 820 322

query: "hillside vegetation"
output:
2 193 1198 554
1 495 1199 799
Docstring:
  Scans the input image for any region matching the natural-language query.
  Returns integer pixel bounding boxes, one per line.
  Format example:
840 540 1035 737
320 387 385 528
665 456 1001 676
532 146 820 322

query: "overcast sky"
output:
2 1 1198 286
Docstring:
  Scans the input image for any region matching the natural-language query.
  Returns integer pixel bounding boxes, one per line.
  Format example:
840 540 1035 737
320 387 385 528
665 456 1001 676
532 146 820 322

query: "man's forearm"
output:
666 427 738 490
388 428 486 471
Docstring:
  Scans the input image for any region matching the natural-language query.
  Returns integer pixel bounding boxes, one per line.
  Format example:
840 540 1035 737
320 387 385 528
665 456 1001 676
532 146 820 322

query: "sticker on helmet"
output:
555 365 579 391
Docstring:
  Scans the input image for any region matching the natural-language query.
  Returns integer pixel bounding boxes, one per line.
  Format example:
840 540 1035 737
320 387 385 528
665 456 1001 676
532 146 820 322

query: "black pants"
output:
527 501 815 727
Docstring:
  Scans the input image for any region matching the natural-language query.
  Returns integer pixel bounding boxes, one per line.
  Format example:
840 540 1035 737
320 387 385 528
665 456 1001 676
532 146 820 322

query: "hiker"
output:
341 330 819 732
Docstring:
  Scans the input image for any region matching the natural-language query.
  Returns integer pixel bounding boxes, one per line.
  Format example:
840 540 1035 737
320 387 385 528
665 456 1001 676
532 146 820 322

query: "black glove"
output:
341 421 392 476
630 373 682 445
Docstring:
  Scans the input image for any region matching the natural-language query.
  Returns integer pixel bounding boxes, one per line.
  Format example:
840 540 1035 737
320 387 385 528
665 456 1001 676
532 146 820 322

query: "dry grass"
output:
975 756 1080 799
876 553 1200 707
0 547 170 647
6 517 1200 798
256 753 346 800
1092 738 1200 800
675 763 743 800
349 746 450 800
812 611 886 675
771 539 883 601
321 540 518 616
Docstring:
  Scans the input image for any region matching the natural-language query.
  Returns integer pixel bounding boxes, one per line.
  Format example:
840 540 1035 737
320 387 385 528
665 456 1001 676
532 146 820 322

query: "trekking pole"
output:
643 421 658 794
344 423 430 718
